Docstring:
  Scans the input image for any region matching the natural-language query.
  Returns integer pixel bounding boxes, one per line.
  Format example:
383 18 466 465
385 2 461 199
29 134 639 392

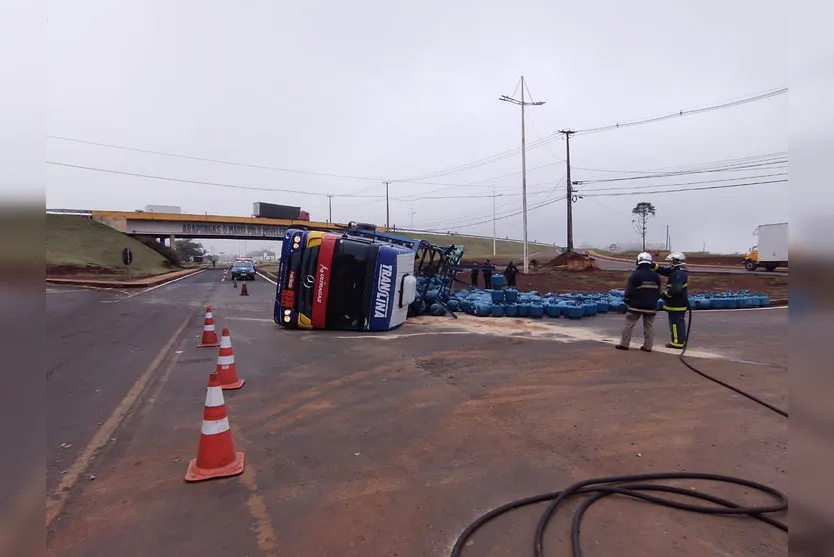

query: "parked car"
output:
230 261 256 281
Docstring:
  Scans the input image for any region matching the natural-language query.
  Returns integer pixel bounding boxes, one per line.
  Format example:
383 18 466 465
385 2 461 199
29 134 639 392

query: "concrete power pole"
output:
559 129 576 252
492 187 498 256
500 76 545 274
384 181 390 230
327 194 333 223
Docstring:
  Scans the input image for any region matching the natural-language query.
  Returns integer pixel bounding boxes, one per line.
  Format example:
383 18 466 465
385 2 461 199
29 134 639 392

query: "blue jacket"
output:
654 264 689 311
624 264 662 313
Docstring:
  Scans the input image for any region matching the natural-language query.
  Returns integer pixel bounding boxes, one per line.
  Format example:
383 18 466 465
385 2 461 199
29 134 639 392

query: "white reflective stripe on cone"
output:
220 336 232 349
204 324 216 331
217 355 235 366
205 386 225 407
201 417 230 436
206 312 213 319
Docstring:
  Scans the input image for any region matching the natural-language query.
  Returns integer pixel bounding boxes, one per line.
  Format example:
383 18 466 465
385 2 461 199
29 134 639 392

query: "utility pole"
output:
492 187 498 256
500 76 545 274
327 194 333 223
666 225 670 251
410 208 416 229
384 181 390 230
559 129 577 252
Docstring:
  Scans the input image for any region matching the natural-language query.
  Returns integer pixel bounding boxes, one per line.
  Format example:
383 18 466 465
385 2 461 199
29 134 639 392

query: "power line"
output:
47 135 387 182
584 179 787 198
576 160 788 184
397 87 786 184
47 161 532 201
574 87 788 136
581 173 788 193
572 151 788 175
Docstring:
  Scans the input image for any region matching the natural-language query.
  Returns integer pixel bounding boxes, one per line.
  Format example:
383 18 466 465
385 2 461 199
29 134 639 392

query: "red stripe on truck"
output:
311 235 337 328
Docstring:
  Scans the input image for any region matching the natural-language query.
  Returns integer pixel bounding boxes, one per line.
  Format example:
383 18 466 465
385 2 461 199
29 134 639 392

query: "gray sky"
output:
44 0 790 254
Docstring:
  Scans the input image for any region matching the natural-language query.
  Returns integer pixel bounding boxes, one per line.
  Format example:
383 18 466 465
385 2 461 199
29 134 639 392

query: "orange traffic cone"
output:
240 282 249 296
198 307 221 348
185 371 245 482
216 328 245 390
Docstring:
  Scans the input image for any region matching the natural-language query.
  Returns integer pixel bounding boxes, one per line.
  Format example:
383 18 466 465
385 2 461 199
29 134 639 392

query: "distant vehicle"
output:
143 204 182 214
230 260 256 281
252 202 310 221
274 228 418 331
744 222 788 271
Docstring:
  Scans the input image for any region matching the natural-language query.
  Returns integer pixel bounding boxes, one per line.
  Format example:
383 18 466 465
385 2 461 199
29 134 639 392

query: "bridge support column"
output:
169 234 176 247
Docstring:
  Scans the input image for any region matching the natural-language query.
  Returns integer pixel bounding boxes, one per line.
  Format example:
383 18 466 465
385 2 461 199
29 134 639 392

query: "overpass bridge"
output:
82 210 346 242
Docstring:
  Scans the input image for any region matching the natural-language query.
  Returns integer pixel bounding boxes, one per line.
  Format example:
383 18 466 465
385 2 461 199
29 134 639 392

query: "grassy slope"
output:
46 214 175 276
398 232 557 259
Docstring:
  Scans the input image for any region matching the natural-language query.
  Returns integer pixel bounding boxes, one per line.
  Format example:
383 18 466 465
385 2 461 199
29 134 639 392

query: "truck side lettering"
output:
374 264 393 318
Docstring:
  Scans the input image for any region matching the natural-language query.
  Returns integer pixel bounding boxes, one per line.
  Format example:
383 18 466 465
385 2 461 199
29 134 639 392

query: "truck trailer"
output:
744 222 788 271
252 202 310 221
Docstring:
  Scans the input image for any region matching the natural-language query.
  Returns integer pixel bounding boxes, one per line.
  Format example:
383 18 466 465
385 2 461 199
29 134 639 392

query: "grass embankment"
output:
47 214 177 278
398 232 557 259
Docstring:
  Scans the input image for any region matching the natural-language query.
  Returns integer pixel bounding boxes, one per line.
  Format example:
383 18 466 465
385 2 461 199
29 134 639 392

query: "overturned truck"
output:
273 223 485 331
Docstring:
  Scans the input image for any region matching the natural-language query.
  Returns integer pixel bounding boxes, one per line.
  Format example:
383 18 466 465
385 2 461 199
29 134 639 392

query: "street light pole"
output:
500 76 545 275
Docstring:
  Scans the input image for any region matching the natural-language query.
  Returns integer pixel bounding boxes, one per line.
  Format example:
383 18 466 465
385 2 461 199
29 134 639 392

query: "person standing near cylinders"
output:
470 261 480 287
504 261 518 288
655 251 689 349
615 252 662 352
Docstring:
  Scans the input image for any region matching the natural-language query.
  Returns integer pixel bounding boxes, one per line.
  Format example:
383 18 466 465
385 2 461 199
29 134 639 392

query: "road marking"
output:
126 269 207 298
99 269 207 303
45 313 194 528
257 272 277 285
228 317 275 323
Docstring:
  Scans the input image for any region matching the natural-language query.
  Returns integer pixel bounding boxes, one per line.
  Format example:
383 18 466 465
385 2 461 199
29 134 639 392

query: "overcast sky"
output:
43 0 790 254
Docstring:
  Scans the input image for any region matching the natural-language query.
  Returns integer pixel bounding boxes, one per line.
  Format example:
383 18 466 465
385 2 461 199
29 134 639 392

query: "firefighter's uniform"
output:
655 263 689 348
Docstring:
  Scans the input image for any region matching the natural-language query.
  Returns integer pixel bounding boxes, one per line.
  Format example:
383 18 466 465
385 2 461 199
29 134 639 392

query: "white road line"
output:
117 269 208 300
227 317 275 323
257 272 277 285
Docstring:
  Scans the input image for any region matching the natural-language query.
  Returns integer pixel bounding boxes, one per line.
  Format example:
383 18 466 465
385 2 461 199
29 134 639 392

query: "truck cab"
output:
274 229 418 331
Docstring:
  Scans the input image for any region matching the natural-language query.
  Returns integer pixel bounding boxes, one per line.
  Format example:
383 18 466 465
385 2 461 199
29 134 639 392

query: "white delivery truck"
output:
743 222 788 271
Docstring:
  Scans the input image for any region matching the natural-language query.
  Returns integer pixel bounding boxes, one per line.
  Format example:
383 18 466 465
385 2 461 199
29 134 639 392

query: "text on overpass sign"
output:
181 222 285 238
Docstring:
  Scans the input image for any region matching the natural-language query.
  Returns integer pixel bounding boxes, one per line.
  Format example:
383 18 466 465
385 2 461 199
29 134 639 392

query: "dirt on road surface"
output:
46 271 788 557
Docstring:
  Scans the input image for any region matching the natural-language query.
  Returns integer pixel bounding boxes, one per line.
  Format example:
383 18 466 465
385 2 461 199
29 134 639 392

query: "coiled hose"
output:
449 305 789 556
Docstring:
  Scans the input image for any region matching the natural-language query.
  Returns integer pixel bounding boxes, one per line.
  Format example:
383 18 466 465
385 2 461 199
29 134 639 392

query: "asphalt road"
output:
592 255 789 275
46 272 788 557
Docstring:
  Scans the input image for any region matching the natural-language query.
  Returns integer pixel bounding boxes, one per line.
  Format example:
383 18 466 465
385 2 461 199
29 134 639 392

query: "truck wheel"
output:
744 260 757 272
764 263 777 272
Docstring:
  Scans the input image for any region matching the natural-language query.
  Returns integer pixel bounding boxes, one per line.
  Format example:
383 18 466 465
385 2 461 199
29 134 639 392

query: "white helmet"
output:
636 252 653 265
665 251 686 264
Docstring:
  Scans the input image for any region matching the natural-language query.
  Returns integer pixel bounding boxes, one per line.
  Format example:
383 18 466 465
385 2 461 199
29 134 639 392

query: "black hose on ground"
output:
680 306 788 418
449 306 789 557
450 472 788 557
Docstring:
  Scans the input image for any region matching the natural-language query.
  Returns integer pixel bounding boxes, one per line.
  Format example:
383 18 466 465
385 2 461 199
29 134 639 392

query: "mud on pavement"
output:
46 275 788 557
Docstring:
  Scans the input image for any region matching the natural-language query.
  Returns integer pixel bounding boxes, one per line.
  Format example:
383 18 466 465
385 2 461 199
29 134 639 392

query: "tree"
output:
174 239 206 261
631 202 656 252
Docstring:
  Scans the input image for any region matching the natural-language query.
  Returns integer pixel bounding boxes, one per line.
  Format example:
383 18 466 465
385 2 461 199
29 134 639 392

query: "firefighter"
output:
615 252 661 352
655 251 689 349
504 261 519 288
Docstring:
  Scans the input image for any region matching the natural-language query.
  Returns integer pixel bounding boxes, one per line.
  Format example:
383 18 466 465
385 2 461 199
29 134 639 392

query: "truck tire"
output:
744 260 757 272
764 263 777 272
